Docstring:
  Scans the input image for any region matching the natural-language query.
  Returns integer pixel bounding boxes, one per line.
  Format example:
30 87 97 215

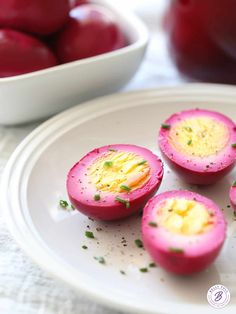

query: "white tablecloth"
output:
0 1 183 313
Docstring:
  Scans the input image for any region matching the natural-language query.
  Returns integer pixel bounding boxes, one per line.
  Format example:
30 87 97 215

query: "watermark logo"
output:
207 284 230 308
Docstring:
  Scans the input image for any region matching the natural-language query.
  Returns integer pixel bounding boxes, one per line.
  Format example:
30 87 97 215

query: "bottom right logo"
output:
207 284 230 308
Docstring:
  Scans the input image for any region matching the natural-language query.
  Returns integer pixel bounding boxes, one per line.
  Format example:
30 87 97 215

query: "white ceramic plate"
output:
2 84 236 314
0 0 148 125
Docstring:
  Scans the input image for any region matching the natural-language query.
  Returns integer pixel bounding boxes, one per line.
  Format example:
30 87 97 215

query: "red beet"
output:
165 0 236 83
54 4 127 63
70 0 88 9
0 29 58 78
0 0 70 36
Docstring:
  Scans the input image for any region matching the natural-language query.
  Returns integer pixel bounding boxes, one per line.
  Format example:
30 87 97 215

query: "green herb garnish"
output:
234 211 236 218
148 221 158 227
149 262 156 268
169 247 184 254
108 148 117 152
115 196 130 208
187 139 192 145
85 231 95 239
161 124 171 130
104 161 113 167
138 160 147 166
94 194 101 201
120 185 131 192
184 126 192 132
135 239 143 248
59 200 69 208
82 245 88 250
231 143 236 148
139 267 148 273
94 256 106 264
71 204 75 210
232 181 236 187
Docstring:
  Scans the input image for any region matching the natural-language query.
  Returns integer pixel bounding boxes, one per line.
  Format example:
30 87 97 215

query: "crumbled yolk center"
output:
88 151 150 193
157 198 214 235
168 117 229 157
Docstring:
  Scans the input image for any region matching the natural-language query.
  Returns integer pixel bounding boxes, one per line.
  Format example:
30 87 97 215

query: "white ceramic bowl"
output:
0 0 148 125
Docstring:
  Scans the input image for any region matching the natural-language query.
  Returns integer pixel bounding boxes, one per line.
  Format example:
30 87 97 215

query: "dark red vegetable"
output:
165 0 236 84
70 0 88 9
0 29 58 78
0 0 70 36
54 4 127 63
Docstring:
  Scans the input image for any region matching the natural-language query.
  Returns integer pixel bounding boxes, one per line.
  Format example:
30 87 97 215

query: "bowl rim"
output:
0 0 149 83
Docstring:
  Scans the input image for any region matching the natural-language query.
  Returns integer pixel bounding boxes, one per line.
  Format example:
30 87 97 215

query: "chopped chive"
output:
85 231 95 239
231 143 236 148
148 221 158 227
120 270 126 275
139 267 148 273
232 181 236 187
108 148 117 152
149 262 156 268
115 196 130 208
234 211 236 218
135 239 143 248
94 194 101 201
161 124 171 130
104 161 113 167
184 126 192 132
71 204 75 210
82 245 88 250
138 160 147 166
187 139 192 145
59 200 69 208
94 256 105 264
120 185 131 192
169 247 184 254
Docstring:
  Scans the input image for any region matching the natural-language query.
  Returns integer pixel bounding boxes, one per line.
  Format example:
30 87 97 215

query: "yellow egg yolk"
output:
168 117 229 157
88 151 151 193
157 198 214 235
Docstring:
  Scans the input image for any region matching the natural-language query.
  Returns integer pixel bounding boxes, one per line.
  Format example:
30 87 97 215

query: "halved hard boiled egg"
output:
67 144 164 220
142 190 226 275
159 109 236 185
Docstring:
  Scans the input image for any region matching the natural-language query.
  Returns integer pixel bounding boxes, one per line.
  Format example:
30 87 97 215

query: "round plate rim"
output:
2 83 236 314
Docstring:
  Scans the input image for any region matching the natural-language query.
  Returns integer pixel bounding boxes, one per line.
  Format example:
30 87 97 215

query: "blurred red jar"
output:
164 0 236 84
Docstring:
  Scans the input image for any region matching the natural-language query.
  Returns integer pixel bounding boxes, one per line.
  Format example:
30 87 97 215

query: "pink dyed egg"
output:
67 144 164 221
229 181 236 210
158 109 236 185
142 190 226 275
